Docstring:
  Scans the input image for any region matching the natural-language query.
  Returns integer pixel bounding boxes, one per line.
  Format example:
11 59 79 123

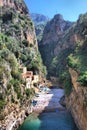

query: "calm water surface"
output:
19 111 78 130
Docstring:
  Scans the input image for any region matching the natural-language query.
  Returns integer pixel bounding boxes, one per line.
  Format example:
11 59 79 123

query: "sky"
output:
24 0 87 22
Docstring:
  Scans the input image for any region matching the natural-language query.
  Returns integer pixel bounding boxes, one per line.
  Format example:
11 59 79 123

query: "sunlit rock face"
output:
0 0 29 15
40 14 72 45
66 68 87 130
0 0 37 45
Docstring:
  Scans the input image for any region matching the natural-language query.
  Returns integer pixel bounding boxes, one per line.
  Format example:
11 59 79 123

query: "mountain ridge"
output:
31 13 49 25
39 14 74 77
31 13 49 42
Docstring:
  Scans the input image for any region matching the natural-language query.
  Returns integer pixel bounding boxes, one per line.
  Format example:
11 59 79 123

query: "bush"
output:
10 79 21 99
10 79 19 86
62 71 72 96
29 60 39 72
50 57 58 76
7 82 11 90
0 63 10 80
20 54 27 62
0 49 10 59
0 113 5 120
58 71 67 84
19 14 25 20
14 86 21 99
11 70 21 80
22 39 29 47
8 54 18 68
64 78 72 96
78 71 87 86
9 79 21 99
13 24 20 30
42 66 47 77
0 100 6 111
11 95 15 103
29 21 33 26
25 88 35 97
67 54 78 69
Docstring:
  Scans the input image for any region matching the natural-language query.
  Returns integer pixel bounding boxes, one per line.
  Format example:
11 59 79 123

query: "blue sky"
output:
24 0 87 21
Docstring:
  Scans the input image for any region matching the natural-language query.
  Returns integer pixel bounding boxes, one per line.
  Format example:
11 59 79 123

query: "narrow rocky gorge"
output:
32 11 87 130
0 0 87 130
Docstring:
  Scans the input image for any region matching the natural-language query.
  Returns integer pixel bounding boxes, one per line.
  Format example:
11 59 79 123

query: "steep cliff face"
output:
66 14 87 130
37 12 87 130
66 68 87 130
39 14 75 77
0 0 46 129
39 13 87 79
41 14 72 45
0 0 36 45
0 0 29 15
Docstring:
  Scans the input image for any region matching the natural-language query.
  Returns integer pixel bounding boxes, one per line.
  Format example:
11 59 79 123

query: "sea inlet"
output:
19 89 78 130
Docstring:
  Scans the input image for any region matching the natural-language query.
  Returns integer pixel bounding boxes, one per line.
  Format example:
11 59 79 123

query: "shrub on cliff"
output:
64 76 72 96
0 100 6 111
78 71 87 86
67 54 79 69
59 71 72 96
9 79 21 99
25 88 35 98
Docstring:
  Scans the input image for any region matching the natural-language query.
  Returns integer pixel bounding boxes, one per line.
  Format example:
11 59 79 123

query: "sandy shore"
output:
0 89 64 130
32 89 65 113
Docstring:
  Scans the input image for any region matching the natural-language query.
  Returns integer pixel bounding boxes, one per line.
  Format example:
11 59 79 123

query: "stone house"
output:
32 75 39 84
20 66 39 88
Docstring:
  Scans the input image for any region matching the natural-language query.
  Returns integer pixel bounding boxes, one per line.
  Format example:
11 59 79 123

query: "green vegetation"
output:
0 1 46 114
78 71 87 86
35 23 47 42
39 13 87 96
68 39 87 87
58 71 72 96
25 88 35 98
64 72 72 96
49 57 58 76
39 42 56 76
11 95 15 103
48 48 73 78
22 39 29 47
68 54 79 69
78 13 87 25
0 100 6 111
9 79 21 99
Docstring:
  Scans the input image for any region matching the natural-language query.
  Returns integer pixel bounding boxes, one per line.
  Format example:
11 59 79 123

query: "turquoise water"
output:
19 111 78 130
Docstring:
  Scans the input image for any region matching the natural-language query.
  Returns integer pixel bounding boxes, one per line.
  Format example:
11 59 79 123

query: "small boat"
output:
31 100 37 106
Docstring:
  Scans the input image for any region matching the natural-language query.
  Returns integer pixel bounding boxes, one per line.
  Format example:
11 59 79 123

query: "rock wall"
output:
0 103 32 130
0 0 29 15
0 0 45 129
40 14 72 45
66 68 87 130
0 0 36 46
